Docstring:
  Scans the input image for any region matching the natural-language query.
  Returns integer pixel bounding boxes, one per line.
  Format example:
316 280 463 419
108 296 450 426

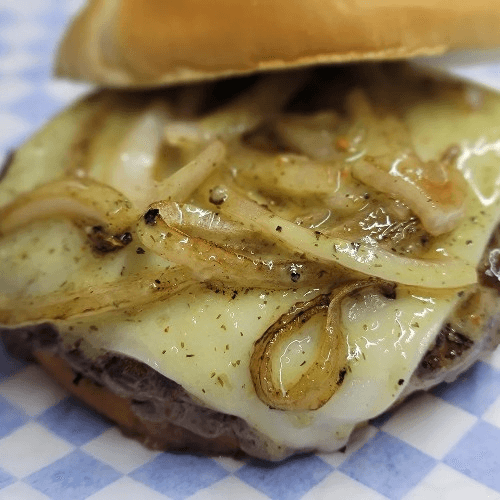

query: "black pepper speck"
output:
144 208 160 225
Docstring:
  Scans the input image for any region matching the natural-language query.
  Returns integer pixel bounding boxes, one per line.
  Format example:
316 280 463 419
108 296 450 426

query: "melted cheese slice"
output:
0 217 461 450
0 217 459 451
0 214 485 451
2 69 500 452
56 282 461 451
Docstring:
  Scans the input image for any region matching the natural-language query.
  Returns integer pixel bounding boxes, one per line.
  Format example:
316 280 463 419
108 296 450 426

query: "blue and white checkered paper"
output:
0 1 500 499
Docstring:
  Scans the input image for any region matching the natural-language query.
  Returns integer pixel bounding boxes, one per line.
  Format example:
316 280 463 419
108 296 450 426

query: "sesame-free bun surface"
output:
56 0 500 88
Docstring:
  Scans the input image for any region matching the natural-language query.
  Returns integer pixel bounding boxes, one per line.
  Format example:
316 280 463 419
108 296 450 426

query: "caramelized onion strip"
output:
0 178 138 237
251 281 374 411
108 101 171 210
273 112 341 160
218 187 476 288
136 201 342 288
0 268 193 326
155 141 226 202
351 155 465 236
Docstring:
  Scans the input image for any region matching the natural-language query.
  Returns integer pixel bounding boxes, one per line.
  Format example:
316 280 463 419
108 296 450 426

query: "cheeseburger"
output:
1 0 500 460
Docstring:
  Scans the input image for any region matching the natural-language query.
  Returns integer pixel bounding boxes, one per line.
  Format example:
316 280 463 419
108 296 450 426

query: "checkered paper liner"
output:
1 1 500 499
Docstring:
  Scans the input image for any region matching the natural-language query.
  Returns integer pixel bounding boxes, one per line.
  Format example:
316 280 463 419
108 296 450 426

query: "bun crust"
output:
56 0 500 88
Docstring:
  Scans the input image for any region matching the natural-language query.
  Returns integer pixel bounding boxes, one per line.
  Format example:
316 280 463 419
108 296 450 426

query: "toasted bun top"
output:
56 0 500 88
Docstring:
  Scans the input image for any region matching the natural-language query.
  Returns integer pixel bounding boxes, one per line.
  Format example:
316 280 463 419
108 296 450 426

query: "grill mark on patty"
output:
417 323 473 377
416 222 500 379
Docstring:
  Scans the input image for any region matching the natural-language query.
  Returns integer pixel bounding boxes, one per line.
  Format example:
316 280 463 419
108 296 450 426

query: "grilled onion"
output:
0 268 193 326
136 201 345 288
273 112 341 160
164 71 309 145
155 141 226 202
217 186 476 288
108 101 170 210
0 178 137 238
251 280 377 411
351 152 465 236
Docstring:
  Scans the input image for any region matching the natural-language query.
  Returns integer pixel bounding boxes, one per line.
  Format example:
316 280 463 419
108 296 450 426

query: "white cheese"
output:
49 282 459 451
2 69 500 452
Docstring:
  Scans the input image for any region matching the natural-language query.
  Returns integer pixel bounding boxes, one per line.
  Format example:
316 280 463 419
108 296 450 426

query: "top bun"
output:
55 0 500 88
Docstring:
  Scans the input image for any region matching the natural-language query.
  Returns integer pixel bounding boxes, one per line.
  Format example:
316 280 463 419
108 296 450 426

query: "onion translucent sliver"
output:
136 201 344 288
155 141 226 202
109 102 170 210
251 281 374 411
352 157 465 236
218 187 476 288
273 112 341 160
165 71 310 145
0 178 138 237
234 149 345 196
0 268 193 326
153 201 254 241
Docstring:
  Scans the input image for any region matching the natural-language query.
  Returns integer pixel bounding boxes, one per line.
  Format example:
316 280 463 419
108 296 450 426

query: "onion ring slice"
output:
251 280 376 411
